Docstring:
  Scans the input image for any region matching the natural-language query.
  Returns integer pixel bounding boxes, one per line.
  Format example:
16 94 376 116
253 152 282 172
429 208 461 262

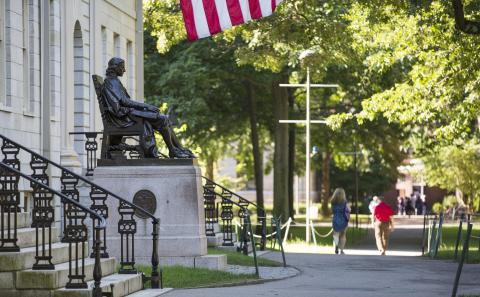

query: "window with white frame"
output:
101 26 107 71
113 33 120 57
126 40 134 97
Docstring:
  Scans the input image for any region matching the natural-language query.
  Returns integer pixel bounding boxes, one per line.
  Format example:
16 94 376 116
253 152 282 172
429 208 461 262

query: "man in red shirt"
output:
373 197 394 255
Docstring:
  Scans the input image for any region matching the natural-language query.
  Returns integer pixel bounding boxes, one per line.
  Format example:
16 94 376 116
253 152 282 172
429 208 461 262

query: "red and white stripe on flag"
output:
180 0 283 41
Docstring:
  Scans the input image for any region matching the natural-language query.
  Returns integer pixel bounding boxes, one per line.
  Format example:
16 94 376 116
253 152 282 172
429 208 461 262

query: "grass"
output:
136 265 257 288
208 247 282 267
429 225 480 264
134 245 281 289
206 229 282 266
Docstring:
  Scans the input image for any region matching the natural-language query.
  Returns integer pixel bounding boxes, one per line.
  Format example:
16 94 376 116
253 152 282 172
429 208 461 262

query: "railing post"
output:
421 213 427 256
256 209 266 251
89 185 109 258
151 219 160 288
429 216 437 257
241 216 250 255
0 138 21 252
453 219 463 261
451 223 472 297
245 213 259 277
433 212 444 258
274 216 287 267
29 154 56 270
92 227 103 297
221 195 234 247
84 132 98 176
203 181 217 236
118 201 137 274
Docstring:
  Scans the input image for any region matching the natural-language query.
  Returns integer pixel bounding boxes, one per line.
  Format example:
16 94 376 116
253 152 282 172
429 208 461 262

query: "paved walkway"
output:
164 224 480 297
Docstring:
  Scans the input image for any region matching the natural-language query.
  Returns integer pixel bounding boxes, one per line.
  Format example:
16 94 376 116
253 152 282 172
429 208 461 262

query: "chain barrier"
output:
236 217 293 240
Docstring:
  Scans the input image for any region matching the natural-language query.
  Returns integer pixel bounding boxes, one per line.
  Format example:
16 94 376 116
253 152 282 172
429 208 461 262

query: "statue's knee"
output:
156 114 170 127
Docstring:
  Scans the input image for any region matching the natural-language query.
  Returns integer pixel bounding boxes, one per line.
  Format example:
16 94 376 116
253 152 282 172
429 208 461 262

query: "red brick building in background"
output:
382 159 447 210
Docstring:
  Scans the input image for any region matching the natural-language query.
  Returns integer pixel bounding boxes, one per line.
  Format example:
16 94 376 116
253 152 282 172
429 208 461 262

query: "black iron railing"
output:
202 176 267 251
451 214 480 297
203 185 259 275
422 211 443 257
0 134 161 289
0 162 107 295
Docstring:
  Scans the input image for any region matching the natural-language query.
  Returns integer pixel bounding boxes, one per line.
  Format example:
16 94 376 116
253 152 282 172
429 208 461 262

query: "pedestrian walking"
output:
415 196 424 215
373 197 394 255
397 196 405 215
330 188 350 255
405 197 414 217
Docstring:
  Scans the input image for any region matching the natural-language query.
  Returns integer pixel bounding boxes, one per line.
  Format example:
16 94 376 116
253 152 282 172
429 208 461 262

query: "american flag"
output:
180 0 283 41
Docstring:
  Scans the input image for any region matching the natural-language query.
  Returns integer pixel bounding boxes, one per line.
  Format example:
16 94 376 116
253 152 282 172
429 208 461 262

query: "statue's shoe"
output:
169 148 191 159
181 148 196 158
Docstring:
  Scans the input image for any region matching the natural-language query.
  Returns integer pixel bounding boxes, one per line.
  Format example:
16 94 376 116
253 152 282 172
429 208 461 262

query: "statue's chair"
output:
92 75 146 159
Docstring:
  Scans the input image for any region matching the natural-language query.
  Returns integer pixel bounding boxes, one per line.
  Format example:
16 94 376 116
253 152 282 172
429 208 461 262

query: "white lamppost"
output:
279 52 338 242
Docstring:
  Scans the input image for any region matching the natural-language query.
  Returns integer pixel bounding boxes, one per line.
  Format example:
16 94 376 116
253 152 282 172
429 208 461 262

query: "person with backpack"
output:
330 188 350 255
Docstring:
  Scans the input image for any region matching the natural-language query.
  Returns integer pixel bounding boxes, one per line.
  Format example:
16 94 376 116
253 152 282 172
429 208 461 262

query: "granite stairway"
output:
0 211 172 297
0 133 170 297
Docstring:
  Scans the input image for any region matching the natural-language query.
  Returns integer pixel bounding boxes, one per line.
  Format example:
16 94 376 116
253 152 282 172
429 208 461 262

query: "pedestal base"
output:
93 160 210 265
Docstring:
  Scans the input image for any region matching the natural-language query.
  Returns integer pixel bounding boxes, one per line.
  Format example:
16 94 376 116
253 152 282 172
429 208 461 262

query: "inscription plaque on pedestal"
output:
133 190 156 219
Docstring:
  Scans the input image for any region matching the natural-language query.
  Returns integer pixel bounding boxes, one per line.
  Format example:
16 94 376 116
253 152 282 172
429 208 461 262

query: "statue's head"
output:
106 57 125 77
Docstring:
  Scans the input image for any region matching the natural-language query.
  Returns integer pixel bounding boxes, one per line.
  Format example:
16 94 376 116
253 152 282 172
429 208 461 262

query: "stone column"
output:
60 0 81 170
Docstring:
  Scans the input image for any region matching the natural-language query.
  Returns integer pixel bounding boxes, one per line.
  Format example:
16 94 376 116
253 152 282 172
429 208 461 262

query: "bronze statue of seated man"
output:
102 57 193 158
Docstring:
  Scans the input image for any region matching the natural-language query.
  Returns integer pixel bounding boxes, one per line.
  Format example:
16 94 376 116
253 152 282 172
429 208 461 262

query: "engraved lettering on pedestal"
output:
132 190 156 218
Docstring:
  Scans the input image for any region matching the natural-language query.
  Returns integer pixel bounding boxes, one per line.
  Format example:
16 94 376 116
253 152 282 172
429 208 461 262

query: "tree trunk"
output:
206 154 214 180
477 115 480 133
273 77 290 220
452 0 480 35
244 80 264 216
321 150 332 215
288 90 296 220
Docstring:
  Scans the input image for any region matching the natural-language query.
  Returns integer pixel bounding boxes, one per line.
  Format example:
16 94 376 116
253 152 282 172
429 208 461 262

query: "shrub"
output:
432 202 443 214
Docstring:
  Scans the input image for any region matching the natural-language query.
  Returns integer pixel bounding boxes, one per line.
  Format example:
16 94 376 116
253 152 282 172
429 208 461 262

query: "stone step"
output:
126 288 173 297
206 233 223 247
0 242 88 272
215 240 253 254
54 273 143 297
9 227 61 249
212 222 221 233
207 232 238 247
2 212 30 229
16 257 116 289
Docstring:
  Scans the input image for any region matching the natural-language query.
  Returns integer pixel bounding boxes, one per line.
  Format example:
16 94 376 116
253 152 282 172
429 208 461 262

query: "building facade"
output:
0 0 143 171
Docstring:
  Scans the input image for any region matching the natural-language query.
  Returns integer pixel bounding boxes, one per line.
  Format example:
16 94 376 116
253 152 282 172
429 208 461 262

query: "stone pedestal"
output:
93 159 225 269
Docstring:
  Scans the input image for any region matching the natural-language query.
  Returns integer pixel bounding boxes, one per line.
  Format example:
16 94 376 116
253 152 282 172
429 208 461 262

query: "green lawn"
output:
135 244 282 288
208 247 282 267
136 265 257 288
430 225 480 264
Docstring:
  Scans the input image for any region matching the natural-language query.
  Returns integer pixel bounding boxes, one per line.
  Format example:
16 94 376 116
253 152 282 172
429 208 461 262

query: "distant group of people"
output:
396 193 426 216
330 189 395 256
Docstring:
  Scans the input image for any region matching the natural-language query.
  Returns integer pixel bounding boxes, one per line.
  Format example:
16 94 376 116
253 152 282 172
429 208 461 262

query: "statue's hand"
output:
147 106 160 113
